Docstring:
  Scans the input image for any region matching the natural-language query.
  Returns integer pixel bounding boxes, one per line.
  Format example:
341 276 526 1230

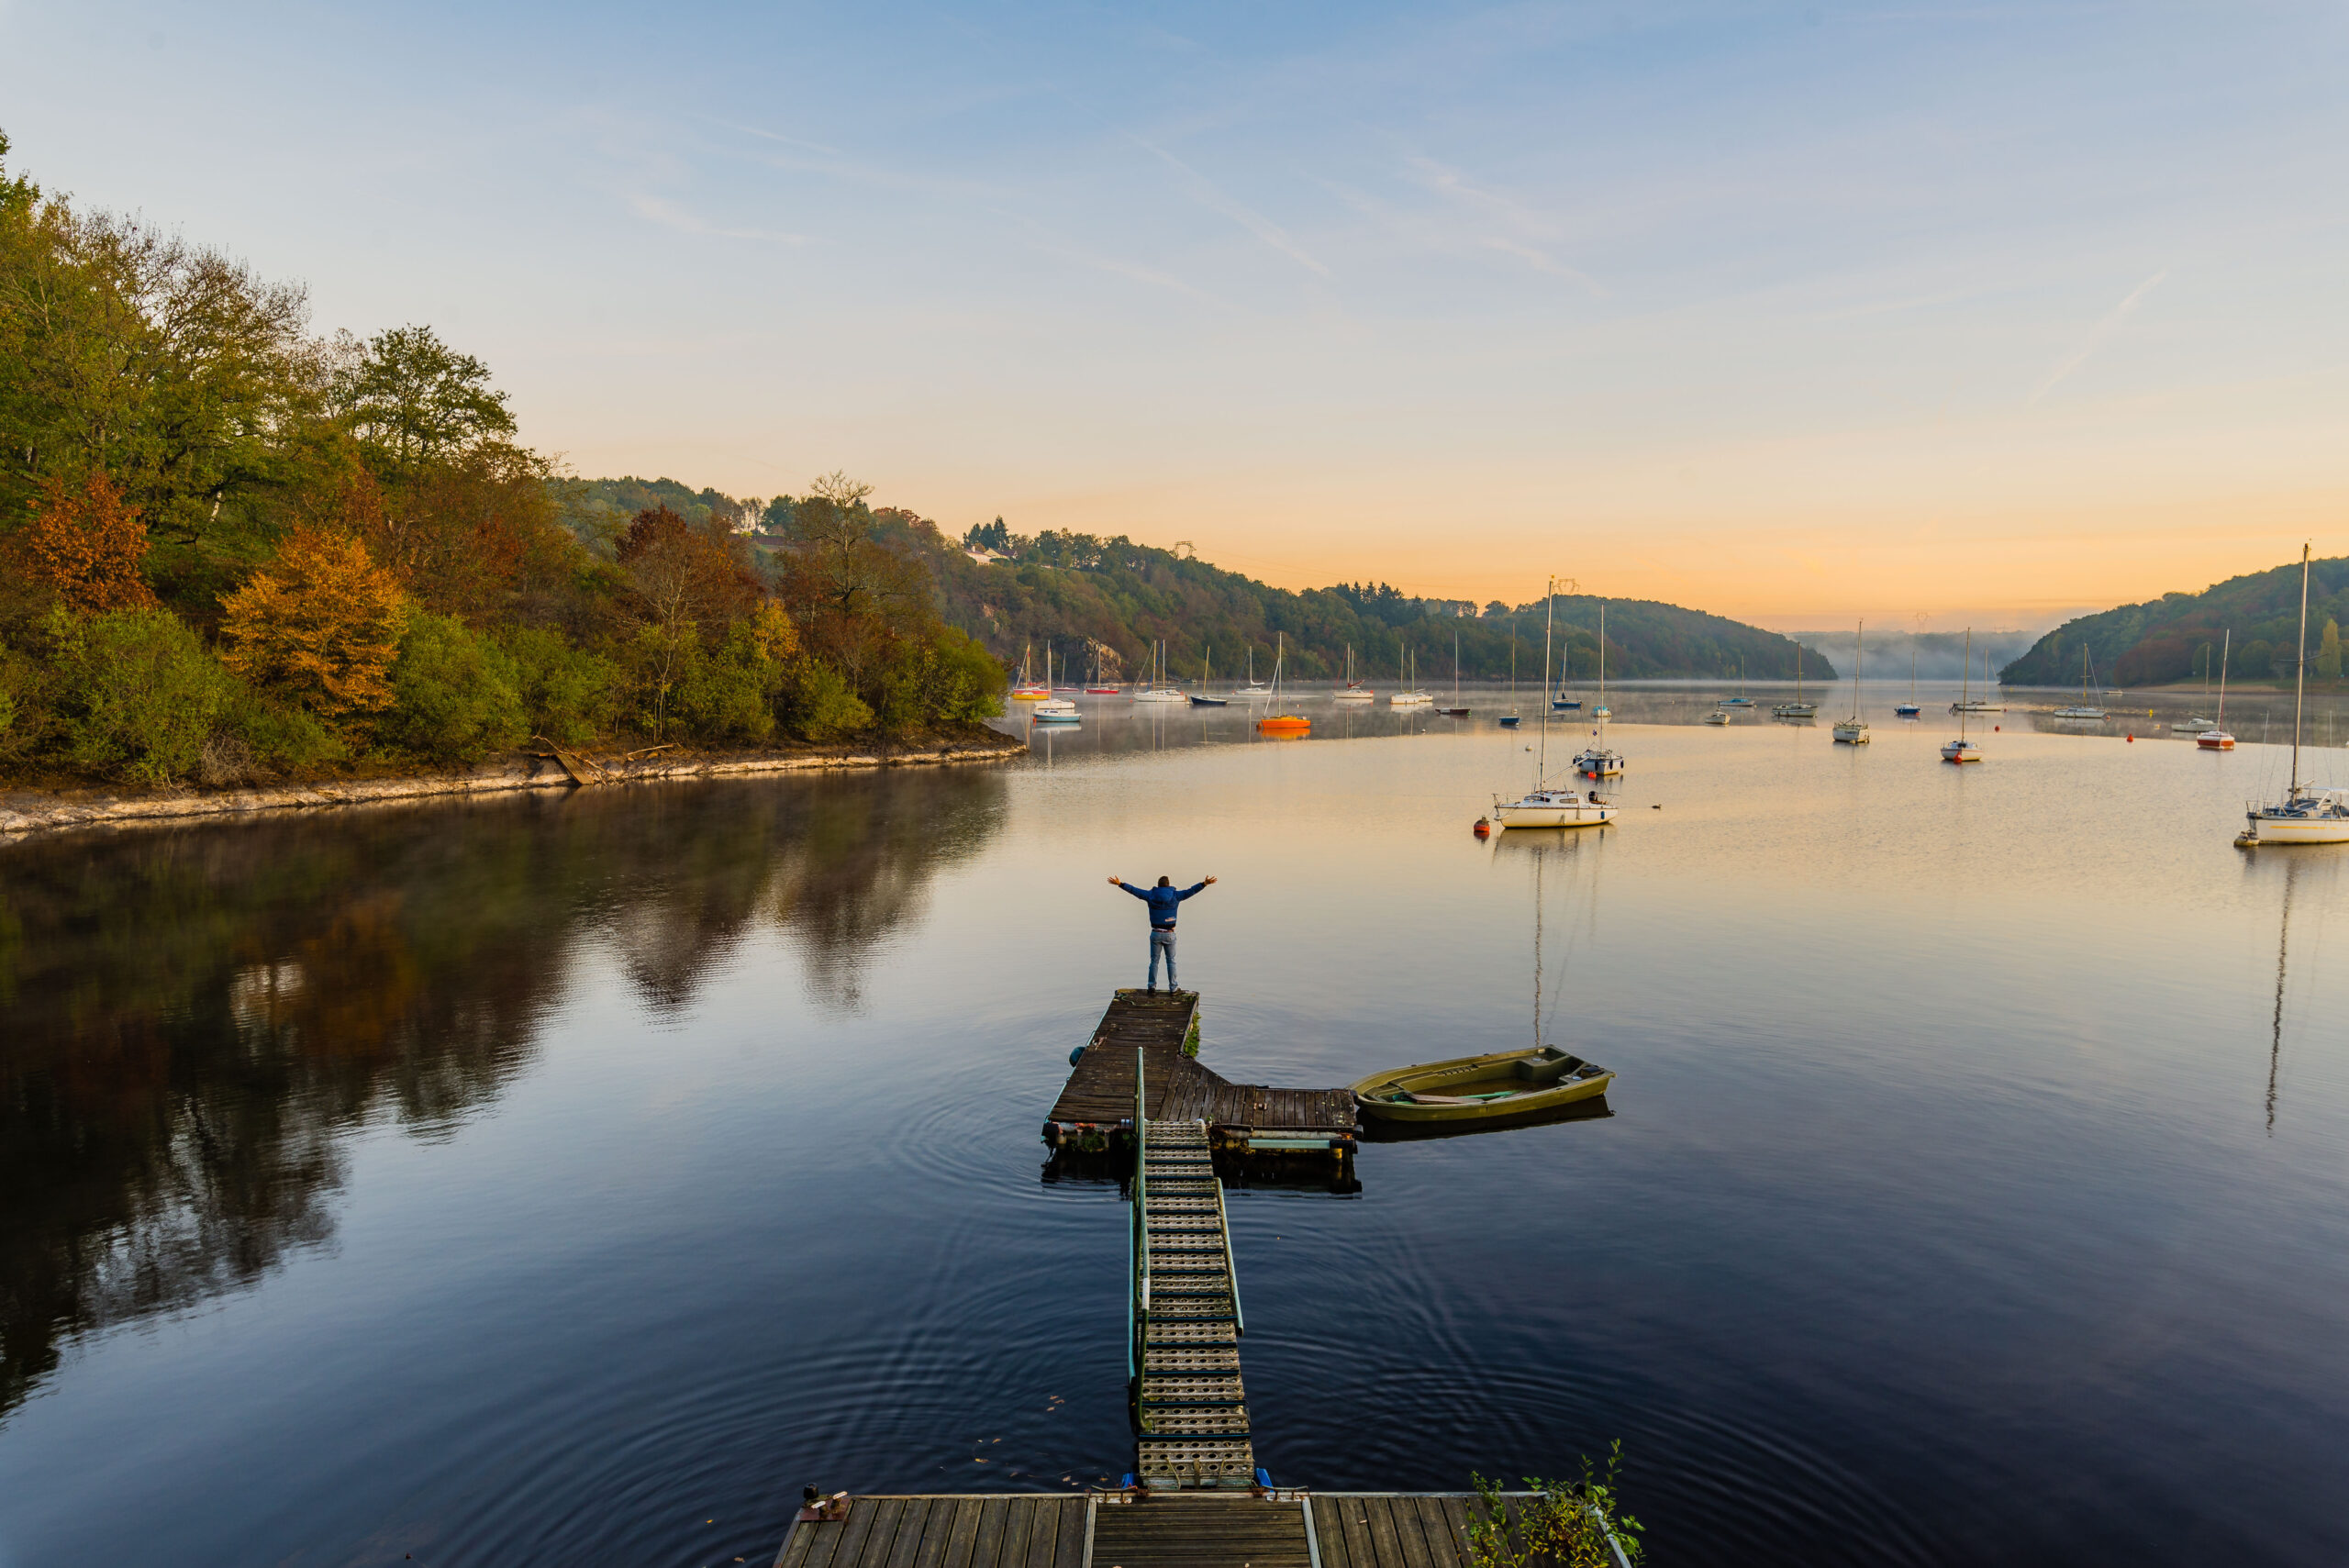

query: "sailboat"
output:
1896 641 1921 717
1012 640 1050 699
1832 621 1870 743
1032 648 1080 722
1389 646 1431 706
1189 645 1229 706
1237 644 1273 699
2237 547 2349 843
1085 647 1120 695
1952 643 2004 712
1773 642 1817 717
1501 634 1521 728
2053 647 2108 720
1132 639 1186 702
1438 629 1471 716
1720 657 1753 708
1573 604 1623 777
1334 644 1375 702
1254 632 1310 734
2197 631 2233 749
1486 578 1618 829
1943 628 1982 762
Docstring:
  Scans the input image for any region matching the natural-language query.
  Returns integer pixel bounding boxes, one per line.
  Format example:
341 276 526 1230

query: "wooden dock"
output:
1132 1114 1252 1488
1042 991 1357 1156
774 1492 1624 1568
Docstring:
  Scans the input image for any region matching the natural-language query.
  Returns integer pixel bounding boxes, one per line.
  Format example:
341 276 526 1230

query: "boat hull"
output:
1832 723 1869 743
1352 1048 1614 1123
1490 802 1615 829
1188 695 1229 706
2197 732 2234 750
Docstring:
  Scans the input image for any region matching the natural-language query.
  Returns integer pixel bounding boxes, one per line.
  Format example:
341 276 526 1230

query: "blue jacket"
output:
1122 881 1206 929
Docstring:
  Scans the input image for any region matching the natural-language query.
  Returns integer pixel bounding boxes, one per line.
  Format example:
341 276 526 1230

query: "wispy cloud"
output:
1400 156 1607 295
625 193 808 246
2030 269 2167 404
1134 139 1330 277
714 120 844 158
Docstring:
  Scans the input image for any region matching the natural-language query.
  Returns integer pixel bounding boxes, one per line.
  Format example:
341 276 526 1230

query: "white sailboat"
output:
1032 648 1080 721
2196 630 2234 749
1335 643 1374 701
2239 548 2349 843
1773 641 1817 717
1132 639 1186 701
2053 646 2108 720
1832 620 1870 743
1487 577 1618 830
1236 644 1273 698
1573 603 1623 776
1720 657 1753 708
2173 643 2218 729
1952 643 2005 712
1895 642 1921 717
1943 628 1982 762
1389 646 1431 706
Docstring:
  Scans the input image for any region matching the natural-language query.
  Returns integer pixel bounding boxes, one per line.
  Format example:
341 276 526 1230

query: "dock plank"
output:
1310 1498 1353 1568
1386 1496 1436 1568
940 1498 985 1568
1411 1497 1464 1568
884 1500 935 1568
969 1496 1010 1568
1360 1496 1408 1568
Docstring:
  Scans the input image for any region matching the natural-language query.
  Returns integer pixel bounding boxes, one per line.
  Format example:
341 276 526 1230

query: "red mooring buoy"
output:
1473 817 1491 837
2127 733 2134 742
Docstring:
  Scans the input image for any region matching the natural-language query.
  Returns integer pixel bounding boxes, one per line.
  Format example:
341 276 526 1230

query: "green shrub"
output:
497 626 619 746
672 619 782 743
863 625 1005 731
777 656 873 741
377 610 528 763
47 606 236 784
221 686 347 773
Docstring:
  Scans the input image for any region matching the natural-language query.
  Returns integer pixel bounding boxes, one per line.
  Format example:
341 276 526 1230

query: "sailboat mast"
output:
1854 620 1864 719
2292 543 2310 794
2216 629 2229 728
1959 628 1971 739
1540 577 1555 778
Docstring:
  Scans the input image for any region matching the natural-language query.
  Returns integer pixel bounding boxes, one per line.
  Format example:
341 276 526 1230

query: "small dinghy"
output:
1351 1045 1613 1123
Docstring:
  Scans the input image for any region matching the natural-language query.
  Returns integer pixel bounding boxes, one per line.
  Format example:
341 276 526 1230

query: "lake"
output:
4 684 2346 1567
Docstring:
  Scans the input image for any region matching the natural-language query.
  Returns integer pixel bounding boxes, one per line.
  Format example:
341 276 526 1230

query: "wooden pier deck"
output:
1043 991 1357 1153
774 1492 1622 1568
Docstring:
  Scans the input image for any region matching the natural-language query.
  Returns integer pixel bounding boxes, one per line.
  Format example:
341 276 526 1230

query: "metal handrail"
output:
1130 1050 1147 1383
1216 1170 1241 1337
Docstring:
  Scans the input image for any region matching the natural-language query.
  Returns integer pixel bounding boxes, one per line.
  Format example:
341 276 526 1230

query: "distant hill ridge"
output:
567 478 1834 684
2002 554 2349 686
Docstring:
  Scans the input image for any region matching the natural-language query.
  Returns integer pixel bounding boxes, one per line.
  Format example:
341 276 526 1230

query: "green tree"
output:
332 325 516 481
2316 617 2341 680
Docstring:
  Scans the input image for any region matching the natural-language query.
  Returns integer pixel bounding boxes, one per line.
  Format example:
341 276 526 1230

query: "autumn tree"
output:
219 526 408 722
10 469 159 611
775 478 936 689
616 505 764 735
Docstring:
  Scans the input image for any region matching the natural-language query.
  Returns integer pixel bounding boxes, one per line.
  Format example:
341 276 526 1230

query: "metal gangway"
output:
1129 1050 1255 1488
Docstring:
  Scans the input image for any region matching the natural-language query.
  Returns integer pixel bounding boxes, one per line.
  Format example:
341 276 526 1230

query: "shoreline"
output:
0 728 1024 840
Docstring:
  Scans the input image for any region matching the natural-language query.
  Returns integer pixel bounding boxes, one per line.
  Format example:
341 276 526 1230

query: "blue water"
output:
4 689 2345 1566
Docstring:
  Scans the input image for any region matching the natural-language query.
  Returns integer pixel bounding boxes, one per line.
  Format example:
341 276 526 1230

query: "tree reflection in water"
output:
0 765 1004 1417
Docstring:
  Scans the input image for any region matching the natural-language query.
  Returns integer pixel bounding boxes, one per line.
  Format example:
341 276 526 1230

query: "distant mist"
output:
1783 628 2044 684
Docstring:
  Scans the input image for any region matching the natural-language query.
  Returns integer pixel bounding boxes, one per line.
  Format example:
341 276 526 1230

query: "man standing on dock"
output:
1108 873 1216 994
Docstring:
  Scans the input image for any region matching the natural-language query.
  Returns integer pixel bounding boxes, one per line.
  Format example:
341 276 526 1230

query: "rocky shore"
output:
0 727 1024 840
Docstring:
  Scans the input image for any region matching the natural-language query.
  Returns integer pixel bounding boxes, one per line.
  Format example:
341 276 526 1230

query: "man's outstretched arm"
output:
1177 876 1219 899
1108 876 1150 900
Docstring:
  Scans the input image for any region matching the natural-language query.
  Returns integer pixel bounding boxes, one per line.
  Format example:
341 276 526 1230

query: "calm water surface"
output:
5 685 2347 1567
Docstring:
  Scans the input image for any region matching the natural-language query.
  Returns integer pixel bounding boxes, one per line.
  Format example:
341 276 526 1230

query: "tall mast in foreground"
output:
2292 543 2310 795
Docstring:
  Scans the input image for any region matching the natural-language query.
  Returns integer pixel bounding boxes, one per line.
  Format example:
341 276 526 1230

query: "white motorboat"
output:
1833 621 1870 743
2239 549 2349 845
1704 710 1731 726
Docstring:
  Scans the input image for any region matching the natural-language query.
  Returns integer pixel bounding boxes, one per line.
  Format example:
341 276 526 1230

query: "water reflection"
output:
0 766 1005 1418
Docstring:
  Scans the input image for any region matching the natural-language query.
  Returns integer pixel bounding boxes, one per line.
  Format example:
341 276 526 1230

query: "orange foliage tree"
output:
10 470 160 612
219 526 409 721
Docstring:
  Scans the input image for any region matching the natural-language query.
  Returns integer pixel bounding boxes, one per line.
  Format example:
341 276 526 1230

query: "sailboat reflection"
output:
2266 854 2301 1135
1352 837 1617 1138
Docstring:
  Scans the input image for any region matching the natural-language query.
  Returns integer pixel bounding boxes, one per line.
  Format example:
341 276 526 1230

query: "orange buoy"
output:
1473 817 1490 837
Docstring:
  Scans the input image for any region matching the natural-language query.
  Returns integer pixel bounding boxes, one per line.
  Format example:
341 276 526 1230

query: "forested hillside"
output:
730 509 1833 685
0 134 1000 790
2001 555 2349 687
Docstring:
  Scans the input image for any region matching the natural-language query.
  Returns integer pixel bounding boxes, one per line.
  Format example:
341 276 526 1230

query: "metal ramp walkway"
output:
1130 1051 1255 1488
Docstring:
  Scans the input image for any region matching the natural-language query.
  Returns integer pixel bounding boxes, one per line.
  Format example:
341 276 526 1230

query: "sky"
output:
4 1 2344 630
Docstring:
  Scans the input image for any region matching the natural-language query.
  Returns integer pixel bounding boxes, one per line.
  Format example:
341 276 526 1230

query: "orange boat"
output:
1252 633 1309 733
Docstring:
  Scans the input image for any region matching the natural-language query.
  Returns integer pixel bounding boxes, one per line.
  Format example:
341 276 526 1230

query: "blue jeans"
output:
1149 929 1177 989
